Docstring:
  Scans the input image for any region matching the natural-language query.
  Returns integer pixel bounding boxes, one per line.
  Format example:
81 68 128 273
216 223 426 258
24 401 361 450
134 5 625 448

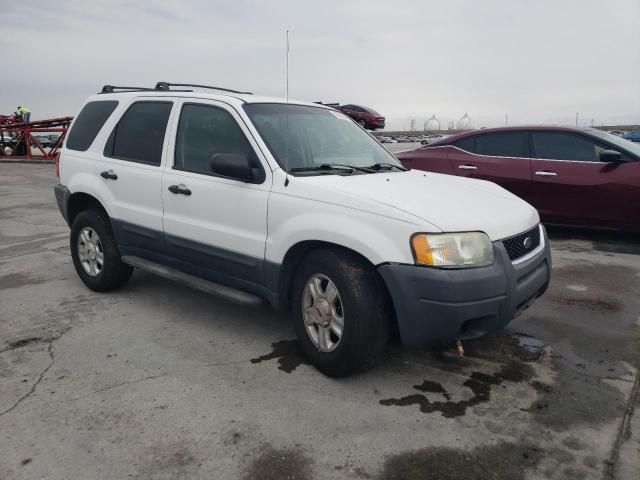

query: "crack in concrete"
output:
3 218 65 228
0 232 68 250
0 246 71 262
605 369 640 479
0 338 56 418
69 358 251 402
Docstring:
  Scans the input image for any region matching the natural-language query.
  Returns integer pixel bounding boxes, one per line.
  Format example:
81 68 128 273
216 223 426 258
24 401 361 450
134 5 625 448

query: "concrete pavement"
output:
0 164 638 480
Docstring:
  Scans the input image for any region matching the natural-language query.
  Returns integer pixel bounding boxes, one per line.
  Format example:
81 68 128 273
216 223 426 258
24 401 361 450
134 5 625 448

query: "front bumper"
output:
378 226 551 348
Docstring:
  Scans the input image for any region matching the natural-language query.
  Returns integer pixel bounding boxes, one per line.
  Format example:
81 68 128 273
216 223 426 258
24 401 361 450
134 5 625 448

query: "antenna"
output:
286 29 290 103
282 29 291 185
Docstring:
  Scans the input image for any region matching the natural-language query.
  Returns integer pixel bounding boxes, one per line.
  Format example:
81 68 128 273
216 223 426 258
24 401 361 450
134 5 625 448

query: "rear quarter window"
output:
66 101 119 151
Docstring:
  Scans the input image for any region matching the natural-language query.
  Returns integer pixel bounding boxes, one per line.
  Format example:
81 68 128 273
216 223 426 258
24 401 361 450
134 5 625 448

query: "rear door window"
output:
532 132 601 162
474 132 529 158
104 101 172 166
66 101 119 151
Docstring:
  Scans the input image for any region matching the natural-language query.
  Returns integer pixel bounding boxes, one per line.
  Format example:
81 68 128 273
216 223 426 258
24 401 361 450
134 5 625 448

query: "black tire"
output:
70 210 132 292
358 119 367 129
291 247 390 377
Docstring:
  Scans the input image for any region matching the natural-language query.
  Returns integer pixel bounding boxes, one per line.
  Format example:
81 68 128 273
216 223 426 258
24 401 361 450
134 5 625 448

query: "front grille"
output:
502 225 541 261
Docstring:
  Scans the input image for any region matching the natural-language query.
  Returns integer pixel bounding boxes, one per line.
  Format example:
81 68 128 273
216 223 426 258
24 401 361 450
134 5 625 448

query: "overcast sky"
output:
2 0 639 130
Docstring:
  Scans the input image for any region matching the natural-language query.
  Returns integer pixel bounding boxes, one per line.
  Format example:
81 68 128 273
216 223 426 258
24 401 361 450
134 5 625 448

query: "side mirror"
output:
599 149 624 163
210 153 258 183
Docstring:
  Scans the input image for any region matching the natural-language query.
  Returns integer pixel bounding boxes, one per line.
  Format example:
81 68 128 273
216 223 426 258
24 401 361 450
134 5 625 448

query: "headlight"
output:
410 232 494 268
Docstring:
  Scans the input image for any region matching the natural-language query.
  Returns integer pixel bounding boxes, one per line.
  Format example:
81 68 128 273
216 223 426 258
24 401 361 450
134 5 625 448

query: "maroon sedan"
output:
337 104 386 130
397 126 640 232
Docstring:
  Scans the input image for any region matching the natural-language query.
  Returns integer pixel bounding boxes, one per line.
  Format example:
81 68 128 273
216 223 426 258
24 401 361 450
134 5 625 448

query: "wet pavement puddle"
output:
249 340 310 373
379 361 534 418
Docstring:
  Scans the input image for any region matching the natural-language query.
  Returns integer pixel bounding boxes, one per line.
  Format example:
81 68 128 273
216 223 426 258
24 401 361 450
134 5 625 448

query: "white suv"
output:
54 82 551 377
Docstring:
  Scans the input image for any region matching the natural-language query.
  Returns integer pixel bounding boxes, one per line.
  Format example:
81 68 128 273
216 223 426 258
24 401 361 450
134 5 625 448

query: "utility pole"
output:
505 114 508 126
575 112 578 126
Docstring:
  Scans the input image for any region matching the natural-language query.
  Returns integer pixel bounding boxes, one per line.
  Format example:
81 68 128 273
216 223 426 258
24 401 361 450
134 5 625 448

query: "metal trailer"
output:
0 116 73 161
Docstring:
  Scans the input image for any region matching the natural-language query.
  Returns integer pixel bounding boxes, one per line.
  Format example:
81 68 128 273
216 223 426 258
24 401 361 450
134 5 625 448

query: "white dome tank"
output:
424 115 440 131
456 112 473 130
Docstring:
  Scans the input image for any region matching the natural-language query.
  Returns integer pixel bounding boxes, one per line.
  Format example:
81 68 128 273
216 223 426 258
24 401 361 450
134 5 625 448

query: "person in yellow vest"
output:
17 106 31 124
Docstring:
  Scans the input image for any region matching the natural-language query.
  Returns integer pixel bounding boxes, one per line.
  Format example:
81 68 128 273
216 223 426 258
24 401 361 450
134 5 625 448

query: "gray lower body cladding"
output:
378 227 551 348
53 184 71 225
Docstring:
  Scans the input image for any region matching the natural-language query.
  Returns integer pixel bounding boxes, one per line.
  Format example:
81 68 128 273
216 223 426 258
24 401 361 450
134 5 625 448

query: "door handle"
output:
100 170 118 180
458 164 478 171
168 184 192 196
535 171 558 177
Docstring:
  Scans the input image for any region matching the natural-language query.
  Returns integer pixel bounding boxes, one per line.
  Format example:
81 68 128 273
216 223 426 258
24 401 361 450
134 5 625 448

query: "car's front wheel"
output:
70 210 133 292
291 248 389 377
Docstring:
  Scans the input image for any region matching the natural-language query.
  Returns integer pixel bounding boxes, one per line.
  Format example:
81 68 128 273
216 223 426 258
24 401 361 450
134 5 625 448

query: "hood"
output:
298 170 539 240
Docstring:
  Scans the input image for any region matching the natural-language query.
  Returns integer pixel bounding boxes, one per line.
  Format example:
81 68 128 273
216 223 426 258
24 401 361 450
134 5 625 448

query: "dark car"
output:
337 104 385 130
32 134 61 148
396 126 640 232
623 131 640 142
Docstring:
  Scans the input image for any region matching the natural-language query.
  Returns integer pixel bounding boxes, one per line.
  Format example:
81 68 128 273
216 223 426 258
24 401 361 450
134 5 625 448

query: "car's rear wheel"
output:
358 119 367 128
70 210 132 292
291 247 389 377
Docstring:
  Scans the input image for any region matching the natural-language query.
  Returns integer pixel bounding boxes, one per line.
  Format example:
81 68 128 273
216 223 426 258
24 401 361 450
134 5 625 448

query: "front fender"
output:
266 197 428 268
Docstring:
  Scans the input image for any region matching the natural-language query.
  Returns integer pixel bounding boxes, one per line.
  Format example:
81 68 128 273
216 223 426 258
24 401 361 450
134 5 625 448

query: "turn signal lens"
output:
411 232 494 268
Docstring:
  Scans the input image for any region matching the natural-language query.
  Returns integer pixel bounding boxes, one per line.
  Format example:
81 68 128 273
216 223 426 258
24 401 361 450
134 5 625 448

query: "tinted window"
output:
474 132 528 158
174 104 257 175
533 132 603 162
66 101 118 151
455 137 474 152
104 101 172 165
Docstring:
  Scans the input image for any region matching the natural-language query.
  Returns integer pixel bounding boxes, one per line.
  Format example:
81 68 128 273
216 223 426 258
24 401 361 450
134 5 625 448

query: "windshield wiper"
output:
289 163 374 174
367 162 408 171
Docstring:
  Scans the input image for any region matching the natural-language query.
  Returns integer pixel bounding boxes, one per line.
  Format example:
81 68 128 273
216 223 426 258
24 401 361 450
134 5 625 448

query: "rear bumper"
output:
53 184 71 226
378 226 551 348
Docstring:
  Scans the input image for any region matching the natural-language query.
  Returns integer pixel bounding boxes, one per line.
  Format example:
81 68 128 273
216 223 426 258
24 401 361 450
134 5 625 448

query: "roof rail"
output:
155 82 252 95
100 85 156 94
314 101 340 107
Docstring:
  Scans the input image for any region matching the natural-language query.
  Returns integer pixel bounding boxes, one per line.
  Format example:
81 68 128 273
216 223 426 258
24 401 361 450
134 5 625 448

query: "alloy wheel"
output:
77 226 104 276
302 274 345 352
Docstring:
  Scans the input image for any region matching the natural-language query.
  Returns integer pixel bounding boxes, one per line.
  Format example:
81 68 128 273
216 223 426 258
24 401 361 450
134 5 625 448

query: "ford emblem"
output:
523 237 533 249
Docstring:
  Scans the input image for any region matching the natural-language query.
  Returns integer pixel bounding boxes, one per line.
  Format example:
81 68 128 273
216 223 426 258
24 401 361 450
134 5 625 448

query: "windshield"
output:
587 128 640 158
243 103 401 174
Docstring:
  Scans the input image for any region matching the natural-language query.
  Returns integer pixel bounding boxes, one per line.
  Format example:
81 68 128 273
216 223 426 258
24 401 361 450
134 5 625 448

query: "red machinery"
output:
0 116 73 161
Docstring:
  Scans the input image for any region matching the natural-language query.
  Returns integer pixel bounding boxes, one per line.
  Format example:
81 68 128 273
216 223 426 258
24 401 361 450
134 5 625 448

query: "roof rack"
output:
155 82 252 95
314 101 340 107
100 85 156 94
